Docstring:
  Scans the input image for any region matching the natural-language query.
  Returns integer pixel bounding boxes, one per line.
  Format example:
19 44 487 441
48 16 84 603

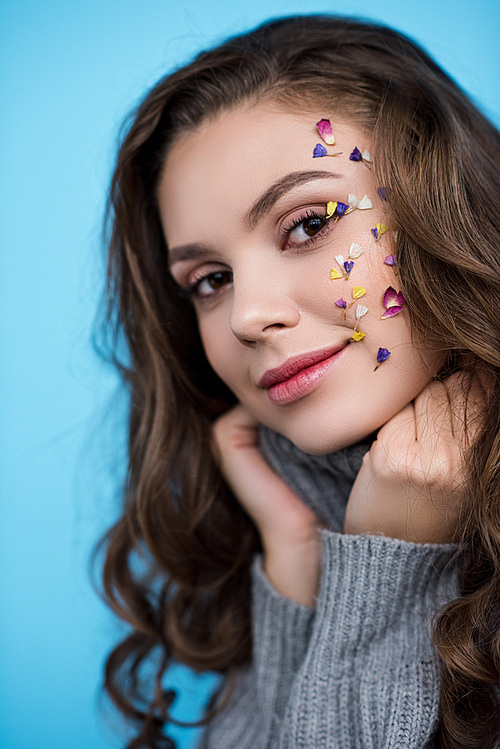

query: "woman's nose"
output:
229 269 300 344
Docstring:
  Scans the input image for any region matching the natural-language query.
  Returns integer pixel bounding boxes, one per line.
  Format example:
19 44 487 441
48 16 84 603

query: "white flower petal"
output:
362 149 372 162
358 195 373 210
335 255 345 267
349 242 363 259
348 193 359 208
356 304 369 319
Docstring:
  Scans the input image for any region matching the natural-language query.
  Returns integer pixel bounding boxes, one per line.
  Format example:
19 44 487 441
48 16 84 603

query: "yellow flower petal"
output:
326 201 337 219
376 222 388 237
352 286 366 300
351 331 366 341
330 268 343 280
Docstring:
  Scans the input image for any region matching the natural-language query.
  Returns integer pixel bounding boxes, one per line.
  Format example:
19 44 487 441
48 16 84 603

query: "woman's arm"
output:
212 405 323 607
202 378 468 748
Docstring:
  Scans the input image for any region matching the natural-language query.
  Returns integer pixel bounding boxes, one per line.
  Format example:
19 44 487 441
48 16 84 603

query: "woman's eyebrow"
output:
168 242 210 267
168 170 341 266
245 170 341 229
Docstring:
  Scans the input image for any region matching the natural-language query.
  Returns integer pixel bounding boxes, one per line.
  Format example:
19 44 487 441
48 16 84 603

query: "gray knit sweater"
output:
198 427 460 748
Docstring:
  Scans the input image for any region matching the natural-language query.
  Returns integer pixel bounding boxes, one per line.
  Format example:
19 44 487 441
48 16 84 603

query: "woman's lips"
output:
259 345 348 405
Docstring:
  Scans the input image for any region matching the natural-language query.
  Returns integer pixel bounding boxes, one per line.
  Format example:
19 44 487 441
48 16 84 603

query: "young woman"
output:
99 15 500 749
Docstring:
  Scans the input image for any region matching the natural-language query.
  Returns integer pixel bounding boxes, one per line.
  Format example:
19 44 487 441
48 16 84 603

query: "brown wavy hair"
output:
96 15 500 748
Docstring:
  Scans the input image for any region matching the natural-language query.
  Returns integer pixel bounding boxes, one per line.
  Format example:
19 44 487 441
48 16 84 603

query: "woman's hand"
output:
344 376 478 543
213 404 322 606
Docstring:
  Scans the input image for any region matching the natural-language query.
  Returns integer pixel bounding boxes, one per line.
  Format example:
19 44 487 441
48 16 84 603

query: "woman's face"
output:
159 103 443 454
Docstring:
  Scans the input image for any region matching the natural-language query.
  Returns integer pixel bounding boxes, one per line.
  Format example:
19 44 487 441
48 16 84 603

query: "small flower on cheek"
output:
343 260 354 276
345 194 373 214
335 297 347 319
330 243 364 280
330 257 353 280
381 286 406 319
354 304 368 331
374 347 391 371
351 286 366 303
351 331 366 341
335 287 366 320
371 222 388 240
384 254 398 275
316 118 336 145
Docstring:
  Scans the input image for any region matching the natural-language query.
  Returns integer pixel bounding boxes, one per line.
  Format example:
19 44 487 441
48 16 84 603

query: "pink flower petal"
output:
316 119 335 145
381 306 404 319
383 286 405 309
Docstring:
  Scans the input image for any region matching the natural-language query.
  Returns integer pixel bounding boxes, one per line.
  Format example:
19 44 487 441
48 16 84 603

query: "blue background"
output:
1 1 499 747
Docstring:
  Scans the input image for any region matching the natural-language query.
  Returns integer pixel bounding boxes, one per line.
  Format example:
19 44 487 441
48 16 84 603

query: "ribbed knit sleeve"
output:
277 531 459 748
198 531 459 749
197 556 316 749
251 555 317 741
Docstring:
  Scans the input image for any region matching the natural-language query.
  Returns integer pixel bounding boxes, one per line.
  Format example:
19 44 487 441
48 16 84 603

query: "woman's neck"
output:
259 426 375 532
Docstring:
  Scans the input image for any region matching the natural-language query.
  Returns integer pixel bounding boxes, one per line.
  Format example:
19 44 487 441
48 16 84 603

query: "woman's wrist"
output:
262 532 322 608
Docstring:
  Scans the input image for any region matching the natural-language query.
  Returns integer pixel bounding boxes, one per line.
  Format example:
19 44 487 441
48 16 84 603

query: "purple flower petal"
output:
335 201 349 218
335 298 347 308
349 146 362 161
344 261 354 276
377 347 391 363
384 255 397 266
313 143 327 158
377 186 392 201
371 227 379 240
383 286 405 309
374 347 391 370
316 119 335 145
381 306 404 319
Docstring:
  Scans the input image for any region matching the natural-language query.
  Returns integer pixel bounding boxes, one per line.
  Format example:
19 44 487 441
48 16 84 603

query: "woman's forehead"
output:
158 104 373 244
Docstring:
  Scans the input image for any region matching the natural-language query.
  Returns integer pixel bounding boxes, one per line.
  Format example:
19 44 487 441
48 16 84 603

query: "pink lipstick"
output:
259 344 348 405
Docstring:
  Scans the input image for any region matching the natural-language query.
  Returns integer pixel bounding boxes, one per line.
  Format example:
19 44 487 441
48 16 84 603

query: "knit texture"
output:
197 429 460 748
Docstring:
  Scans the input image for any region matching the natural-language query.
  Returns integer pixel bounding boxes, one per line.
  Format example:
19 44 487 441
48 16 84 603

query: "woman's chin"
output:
270 423 373 456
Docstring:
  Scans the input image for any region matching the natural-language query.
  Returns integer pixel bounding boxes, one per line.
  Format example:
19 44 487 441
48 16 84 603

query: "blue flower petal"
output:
313 143 327 158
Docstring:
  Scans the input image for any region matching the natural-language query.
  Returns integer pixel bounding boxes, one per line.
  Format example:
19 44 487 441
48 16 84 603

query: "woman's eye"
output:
284 212 330 248
190 269 233 298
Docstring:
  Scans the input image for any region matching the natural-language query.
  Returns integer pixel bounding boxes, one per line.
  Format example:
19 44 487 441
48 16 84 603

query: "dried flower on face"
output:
335 297 347 319
313 143 342 158
316 119 335 145
326 201 349 221
330 243 362 280
349 147 372 164
346 194 373 214
354 304 368 331
374 347 391 371
351 330 366 341
351 286 366 303
381 286 405 319
371 222 388 240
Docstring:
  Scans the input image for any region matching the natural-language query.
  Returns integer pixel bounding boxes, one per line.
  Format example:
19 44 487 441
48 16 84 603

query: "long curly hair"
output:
96 15 500 748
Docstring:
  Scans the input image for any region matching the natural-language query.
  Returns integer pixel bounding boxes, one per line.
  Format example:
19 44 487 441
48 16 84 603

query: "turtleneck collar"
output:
259 426 375 532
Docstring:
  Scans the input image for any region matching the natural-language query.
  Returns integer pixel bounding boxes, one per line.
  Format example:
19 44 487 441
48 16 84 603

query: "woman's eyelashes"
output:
280 208 333 250
184 268 233 300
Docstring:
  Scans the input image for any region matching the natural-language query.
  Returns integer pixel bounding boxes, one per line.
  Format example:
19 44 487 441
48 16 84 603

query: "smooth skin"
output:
161 104 468 607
